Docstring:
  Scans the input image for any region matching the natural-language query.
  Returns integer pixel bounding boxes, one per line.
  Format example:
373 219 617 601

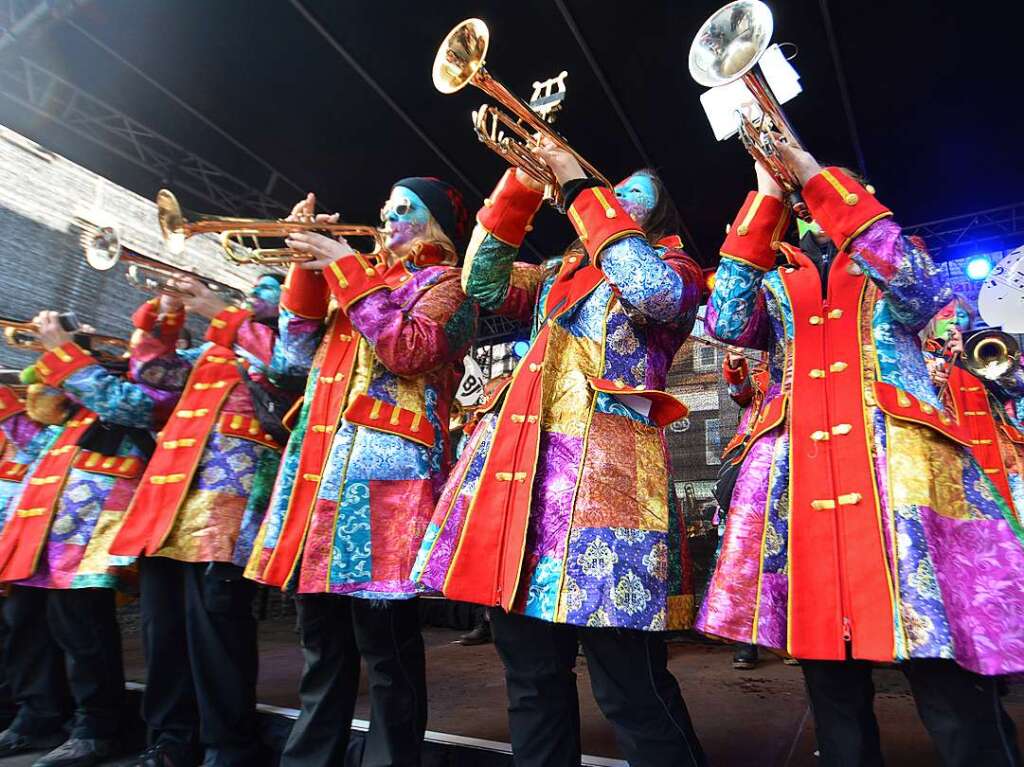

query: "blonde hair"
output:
418 215 458 263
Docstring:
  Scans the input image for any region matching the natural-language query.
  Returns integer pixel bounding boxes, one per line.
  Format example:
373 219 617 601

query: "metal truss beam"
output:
905 201 1024 256
0 55 284 215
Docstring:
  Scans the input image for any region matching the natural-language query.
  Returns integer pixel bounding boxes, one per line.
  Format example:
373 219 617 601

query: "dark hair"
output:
632 168 682 247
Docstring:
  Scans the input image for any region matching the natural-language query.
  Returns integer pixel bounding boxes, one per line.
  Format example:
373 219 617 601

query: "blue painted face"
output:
250 275 282 305
380 186 432 251
614 173 657 225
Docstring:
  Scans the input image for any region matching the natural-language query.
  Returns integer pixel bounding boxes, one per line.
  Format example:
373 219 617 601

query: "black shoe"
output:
32 737 116 767
124 742 195 767
0 727 66 757
456 622 492 646
732 644 759 670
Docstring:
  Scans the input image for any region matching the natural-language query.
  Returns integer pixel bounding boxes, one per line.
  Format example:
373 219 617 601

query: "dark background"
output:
1 0 1021 268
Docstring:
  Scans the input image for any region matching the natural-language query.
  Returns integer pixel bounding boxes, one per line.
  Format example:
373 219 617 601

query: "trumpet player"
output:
698 146 1024 766
97 274 293 767
923 297 1024 522
244 178 476 767
0 313 167 767
413 148 708 767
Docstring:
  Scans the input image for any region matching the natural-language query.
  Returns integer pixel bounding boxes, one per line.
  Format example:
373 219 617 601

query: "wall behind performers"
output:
0 124 264 371
0 206 210 371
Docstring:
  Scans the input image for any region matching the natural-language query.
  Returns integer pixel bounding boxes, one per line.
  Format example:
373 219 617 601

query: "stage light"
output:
965 256 992 281
511 340 530 358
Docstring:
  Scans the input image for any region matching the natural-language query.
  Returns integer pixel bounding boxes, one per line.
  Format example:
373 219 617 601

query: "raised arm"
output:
267 266 330 380
704 187 784 350
462 169 547 323
784 150 952 333
35 342 169 428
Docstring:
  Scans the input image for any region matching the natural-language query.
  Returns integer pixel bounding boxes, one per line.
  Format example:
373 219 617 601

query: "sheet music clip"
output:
529 71 569 124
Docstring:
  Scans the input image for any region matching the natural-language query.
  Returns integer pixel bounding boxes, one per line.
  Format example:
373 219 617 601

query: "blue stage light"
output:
511 340 531 358
965 256 992 281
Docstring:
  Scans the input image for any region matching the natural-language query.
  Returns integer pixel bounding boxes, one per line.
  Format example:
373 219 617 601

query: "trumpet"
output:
157 189 388 266
689 1 810 219
433 18 611 208
1 316 130 366
81 223 247 304
963 329 1020 381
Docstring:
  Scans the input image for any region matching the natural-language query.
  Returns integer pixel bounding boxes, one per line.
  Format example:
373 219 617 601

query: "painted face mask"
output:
380 187 432 251
614 173 657 225
249 275 282 320
933 301 971 339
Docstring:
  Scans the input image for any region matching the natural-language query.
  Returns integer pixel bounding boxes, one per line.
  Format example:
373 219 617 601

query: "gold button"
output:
528 363 541 372
484 197 492 206
525 225 533 232
736 224 749 236
838 492 862 506
364 268 375 276
831 423 853 436
828 309 843 319
614 379 626 389
810 430 830 442
809 316 823 325
809 369 826 379
605 208 616 219
919 403 934 414
829 362 848 373
811 499 836 510
399 275 408 282
844 194 859 206
568 256 577 264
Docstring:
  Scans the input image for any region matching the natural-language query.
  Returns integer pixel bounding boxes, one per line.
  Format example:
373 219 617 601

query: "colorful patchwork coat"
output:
925 352 1024 520
0 374 151 590
245 245 477 599
413 170 703 631
697 167 1024 676
102 302 287 567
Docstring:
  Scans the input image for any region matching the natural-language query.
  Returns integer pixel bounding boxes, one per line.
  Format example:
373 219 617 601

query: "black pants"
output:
281 594 427 767
802 658 1023 767
489 609 707 767
3 585 123 739
139 557 258 762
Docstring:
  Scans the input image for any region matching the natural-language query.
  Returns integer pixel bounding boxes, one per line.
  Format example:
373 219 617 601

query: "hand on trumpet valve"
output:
32 311 73 350
533 137 586 187
170 277 229 320
943 327 964 359
286 228 354 272
287 193 317 223
775 141 822 186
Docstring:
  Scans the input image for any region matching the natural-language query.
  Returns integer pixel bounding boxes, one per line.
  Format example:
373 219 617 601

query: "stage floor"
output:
3 620 1022 766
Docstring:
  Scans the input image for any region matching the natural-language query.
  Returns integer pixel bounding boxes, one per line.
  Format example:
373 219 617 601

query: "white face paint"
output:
380 186 432 254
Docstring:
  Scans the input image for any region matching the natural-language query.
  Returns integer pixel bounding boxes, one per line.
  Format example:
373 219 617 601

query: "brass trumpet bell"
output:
433 18 610 207
688 0 774 88
432 18 489 94
964 329 1020 381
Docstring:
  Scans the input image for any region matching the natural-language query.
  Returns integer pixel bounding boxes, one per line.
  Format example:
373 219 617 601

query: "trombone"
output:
689 1 811 219
1 316 130 366
433 18 611 208
157 189 388 266
80 222 247 304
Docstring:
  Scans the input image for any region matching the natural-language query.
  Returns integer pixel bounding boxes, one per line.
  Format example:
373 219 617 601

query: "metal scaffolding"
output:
0 56 285 216
905 200 1024 256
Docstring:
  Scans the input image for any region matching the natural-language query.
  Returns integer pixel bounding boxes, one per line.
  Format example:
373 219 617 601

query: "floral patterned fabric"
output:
414 180 704 631
246 260 476 598
698 208 1024 676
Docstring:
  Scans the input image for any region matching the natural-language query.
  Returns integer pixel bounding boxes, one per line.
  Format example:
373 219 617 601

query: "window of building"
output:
705 418 721 465
694 343 718 372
